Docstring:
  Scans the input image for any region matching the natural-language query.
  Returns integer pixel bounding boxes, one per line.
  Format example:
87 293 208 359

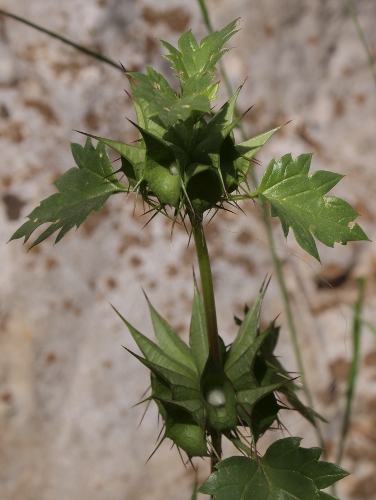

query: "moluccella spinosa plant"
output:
10 19 369 499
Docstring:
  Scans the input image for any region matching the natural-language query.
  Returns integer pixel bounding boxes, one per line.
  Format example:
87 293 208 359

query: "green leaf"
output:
236 381 287 406
199 437 350 499
113 306 198 381
236 380 286 441
247 392 281 442
318 493 339 500
10 138 127 249
255 154 369 261
156 398 205 429
235 125 284 161
128 67 210 128
189 281 209 375
161 19 239 81
126 73 166 138
124 348 200 401
80 133 146 186
191 85 244 170
225 279 268 373
147 299 198 375
225 324 275 390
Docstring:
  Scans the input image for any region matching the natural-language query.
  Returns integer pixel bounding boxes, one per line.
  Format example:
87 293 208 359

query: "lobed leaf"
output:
255 154 370 261
128 67 211 128
199 437 349 499
161 19 239 81
79 132 146 187
9 138 127 249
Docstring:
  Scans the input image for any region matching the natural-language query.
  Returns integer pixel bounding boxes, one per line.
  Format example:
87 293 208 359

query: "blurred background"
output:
0 0 375 499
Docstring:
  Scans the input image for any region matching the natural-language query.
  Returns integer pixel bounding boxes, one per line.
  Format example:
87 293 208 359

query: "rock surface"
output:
0 1 376 499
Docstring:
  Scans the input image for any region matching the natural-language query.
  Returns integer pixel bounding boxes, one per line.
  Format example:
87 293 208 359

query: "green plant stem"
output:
345 0 376 91
336 277 366 465
191 218 222 475
0 9 122 72
196 0 325 452
191 220 221 366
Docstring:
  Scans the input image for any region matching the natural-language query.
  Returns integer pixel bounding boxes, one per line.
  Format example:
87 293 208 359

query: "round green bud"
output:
165 422 208 457
146 162 182 208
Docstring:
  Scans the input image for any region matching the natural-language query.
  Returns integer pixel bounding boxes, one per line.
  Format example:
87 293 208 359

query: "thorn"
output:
119 61 127 73
138 400 151 428
124 89 136 102
140 385 151 401
155 424 164 444
177 446 187 469
145 437 164 464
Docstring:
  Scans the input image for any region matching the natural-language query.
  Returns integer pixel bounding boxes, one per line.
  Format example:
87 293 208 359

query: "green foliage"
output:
199 437 349 499
12 18 366 262
254 154 369 261
9 138 127 249
160 19 239 81
114 279 321 458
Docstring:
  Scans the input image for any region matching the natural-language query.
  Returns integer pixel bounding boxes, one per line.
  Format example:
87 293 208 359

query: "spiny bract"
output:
115 279 324 458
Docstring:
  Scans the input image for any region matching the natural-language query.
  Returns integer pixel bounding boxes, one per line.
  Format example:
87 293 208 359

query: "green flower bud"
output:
165 421 208 458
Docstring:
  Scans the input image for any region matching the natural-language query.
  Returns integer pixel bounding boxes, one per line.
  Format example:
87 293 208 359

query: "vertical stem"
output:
336 277 366 465
191 220 221 366
191 217 222 475
345 0 376 91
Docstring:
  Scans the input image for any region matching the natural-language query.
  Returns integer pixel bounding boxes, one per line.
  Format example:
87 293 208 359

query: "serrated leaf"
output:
10 138 127 249
189 281 209 375
126 73 166 138
199 437 350 499
161 19 239 81
255 154 369 261
147 299 198 375
80 133 146 185
225 280 268 373
113 306 198 381
150 94 210 128
129 67 210 128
